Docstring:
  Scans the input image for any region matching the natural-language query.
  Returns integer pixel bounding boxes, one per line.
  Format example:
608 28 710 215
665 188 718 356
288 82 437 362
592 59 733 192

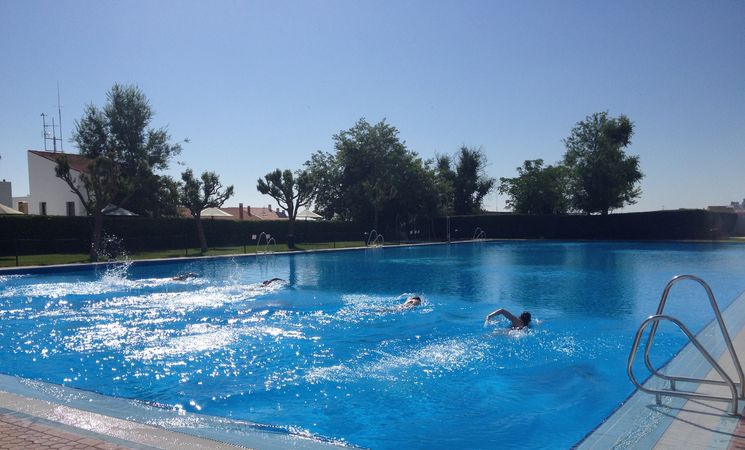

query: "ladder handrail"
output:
472 227 485 240
642 275 745 398
628 314 739 415
366 229 384 247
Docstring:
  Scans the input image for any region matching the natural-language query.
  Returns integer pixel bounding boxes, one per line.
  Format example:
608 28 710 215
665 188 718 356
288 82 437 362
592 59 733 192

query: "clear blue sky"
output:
1 0 743 212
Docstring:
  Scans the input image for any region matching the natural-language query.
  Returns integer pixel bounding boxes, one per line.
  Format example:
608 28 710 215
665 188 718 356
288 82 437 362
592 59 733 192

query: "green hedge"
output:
0 216 368 256
0 209 736 256
438 209 737 241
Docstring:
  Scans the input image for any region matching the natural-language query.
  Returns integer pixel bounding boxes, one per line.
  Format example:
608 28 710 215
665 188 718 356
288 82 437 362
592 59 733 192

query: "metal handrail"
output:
628 314 739 415
642 275 745 399
366 230 384 247
472 227 485 240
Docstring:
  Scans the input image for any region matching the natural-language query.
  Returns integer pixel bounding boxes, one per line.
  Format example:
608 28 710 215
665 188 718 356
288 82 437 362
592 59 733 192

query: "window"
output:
66 202 75 217
39 202 47 216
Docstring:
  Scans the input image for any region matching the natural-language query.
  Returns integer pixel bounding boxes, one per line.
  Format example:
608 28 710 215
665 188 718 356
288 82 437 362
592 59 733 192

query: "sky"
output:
0 0 743 212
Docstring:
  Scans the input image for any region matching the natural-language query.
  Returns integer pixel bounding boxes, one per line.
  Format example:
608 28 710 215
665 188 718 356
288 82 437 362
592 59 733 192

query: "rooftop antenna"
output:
40 85 64 153
41 113 49 151
40 112 62 152
56 82 63 151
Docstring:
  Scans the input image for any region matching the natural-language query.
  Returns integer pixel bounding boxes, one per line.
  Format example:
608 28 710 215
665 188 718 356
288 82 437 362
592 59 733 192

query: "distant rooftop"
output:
29 150 91 174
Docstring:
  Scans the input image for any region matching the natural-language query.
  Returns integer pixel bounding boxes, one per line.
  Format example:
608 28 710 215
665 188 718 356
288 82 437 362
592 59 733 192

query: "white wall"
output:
27 151 87 216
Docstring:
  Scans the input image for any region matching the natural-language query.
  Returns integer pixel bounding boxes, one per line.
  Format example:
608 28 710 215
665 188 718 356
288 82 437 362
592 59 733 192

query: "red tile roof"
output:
29 150 92 174
177 206 287 220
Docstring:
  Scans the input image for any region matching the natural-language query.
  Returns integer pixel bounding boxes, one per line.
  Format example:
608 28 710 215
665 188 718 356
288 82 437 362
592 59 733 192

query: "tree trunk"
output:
90 212 104 262
287 217 296 249
195 215 208 254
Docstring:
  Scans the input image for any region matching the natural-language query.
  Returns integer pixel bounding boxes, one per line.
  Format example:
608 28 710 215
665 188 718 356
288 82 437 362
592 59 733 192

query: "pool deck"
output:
0 375 349 450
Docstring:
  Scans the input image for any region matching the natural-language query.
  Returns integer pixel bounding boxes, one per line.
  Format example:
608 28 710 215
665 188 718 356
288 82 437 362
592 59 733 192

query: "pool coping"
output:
3 239 740 275
0 373 353 449
0 239 486 275
576 288 745 449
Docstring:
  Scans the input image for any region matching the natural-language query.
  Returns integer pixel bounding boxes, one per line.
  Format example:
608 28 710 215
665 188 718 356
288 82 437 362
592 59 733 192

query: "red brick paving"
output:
0 413 134 450
728 414 745 450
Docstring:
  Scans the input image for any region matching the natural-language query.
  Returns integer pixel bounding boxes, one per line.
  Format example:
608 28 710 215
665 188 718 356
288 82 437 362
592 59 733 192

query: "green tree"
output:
563 112 643 215
332 118 438 228
256 169 316 249
180 169 234 254
55 84 182 261
433 154 456 215
304 151 344 220
499 159 570 214
435 146 495 215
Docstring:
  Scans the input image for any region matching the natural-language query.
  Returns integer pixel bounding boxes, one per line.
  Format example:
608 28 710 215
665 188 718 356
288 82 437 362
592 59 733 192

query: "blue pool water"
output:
1 241 745 449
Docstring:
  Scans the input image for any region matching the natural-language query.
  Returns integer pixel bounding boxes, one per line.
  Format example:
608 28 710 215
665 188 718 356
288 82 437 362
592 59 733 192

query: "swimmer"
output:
401 296 421 308
485 308 531 330
261 278 285 286
172 272 198 281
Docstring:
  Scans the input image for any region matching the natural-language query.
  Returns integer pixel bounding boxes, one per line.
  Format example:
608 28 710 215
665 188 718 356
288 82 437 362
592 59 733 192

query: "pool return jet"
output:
627 275 745 415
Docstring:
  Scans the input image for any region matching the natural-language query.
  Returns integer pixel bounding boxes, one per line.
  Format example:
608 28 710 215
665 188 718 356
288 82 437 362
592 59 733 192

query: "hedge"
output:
0 216 368 256
437 209 737 241
0 209 737 257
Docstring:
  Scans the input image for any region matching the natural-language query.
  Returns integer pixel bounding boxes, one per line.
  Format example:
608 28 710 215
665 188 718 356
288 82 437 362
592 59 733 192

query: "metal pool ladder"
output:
627 275 745 415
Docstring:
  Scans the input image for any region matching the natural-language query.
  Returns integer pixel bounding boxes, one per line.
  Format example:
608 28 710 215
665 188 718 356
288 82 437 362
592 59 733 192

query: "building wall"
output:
27 152 87 216
0 180 11 207
12 196 29 213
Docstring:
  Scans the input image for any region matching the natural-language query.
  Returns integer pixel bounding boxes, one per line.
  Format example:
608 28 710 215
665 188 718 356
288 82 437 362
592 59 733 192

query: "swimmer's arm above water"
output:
484 308 521 327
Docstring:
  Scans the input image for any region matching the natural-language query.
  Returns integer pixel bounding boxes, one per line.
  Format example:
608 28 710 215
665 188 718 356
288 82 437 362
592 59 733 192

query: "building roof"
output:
249 206 287 220
221 207 262 221
29 150 91 174
177 206 287 220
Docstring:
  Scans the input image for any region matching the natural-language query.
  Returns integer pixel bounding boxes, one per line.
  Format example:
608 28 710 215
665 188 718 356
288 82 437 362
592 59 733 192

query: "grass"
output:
0 241 370 268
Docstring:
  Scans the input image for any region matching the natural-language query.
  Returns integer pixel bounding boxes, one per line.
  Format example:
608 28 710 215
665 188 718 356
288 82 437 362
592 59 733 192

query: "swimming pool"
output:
1 241 744 449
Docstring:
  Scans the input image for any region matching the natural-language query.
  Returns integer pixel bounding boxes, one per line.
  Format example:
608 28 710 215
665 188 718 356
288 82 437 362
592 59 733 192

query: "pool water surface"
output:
1 241 744 449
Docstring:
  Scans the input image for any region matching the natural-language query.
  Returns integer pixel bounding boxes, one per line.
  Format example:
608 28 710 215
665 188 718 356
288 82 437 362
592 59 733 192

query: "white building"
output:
18 150 89 216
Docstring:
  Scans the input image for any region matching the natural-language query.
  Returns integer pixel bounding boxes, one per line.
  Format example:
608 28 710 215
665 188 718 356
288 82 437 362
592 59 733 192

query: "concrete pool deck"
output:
0 375 350 449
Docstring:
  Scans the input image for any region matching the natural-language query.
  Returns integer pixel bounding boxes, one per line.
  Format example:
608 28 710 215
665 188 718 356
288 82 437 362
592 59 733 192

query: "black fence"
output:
437 209 738 241
0 209 738 264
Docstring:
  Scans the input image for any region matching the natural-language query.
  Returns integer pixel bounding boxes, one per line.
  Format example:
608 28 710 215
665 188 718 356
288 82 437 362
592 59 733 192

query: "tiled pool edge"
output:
0 373 352 449
0 239 488 275
577 289 745 449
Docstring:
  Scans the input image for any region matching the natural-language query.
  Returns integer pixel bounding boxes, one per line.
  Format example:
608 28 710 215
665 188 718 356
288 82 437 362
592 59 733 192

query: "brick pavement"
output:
728 415 745 450
0 412 135 450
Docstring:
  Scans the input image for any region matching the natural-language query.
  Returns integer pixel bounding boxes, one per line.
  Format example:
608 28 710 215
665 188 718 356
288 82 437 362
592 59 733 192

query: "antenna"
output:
40 111 62 152
41 113 48 151
57 82 63 151
51 116 57 152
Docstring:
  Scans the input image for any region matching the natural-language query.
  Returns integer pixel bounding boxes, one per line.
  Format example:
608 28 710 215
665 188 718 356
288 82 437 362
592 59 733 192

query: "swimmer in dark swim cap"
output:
401 296 421 308
172 272 199 281
485 308 531 329
261 278 285 286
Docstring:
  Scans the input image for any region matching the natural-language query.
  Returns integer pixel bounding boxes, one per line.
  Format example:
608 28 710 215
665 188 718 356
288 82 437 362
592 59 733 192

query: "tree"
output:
180 169 234 254
256 169 316 249
563 112 643 215
433 154 456 215
56 84 182 261
499 159 570 214
332 118 438 228
435 146 495 215
304 151 344 220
